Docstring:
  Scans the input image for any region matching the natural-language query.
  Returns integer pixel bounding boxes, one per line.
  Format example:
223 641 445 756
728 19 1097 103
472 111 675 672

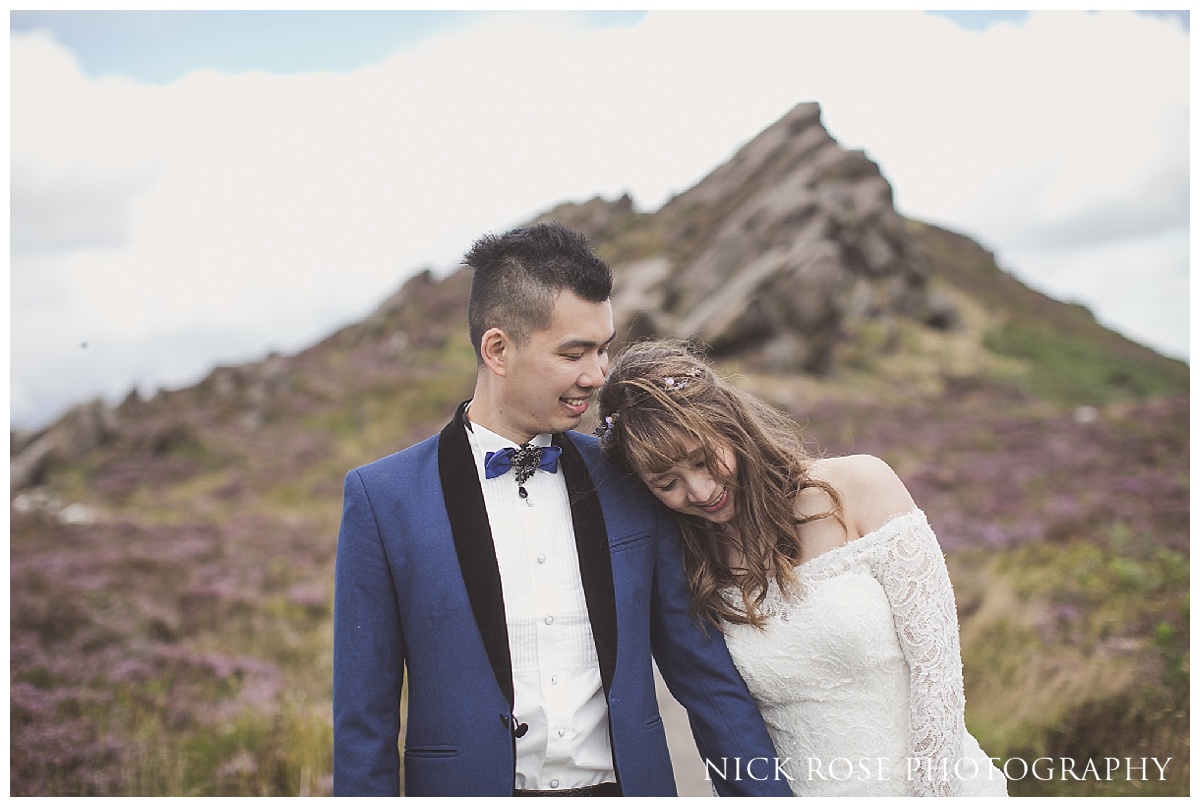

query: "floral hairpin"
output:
595 368 703 444
662 367 704 392
594 412 620 444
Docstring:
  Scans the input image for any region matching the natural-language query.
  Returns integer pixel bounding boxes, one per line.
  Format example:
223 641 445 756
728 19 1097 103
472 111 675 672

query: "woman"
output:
594 340 1006 797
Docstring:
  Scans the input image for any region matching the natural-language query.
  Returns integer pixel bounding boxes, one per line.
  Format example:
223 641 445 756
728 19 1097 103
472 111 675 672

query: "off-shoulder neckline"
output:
788 506 927 576
719 507 928 595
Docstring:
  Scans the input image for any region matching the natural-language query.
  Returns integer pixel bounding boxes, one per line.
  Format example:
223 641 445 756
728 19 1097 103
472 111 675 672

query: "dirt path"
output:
654 664 713 797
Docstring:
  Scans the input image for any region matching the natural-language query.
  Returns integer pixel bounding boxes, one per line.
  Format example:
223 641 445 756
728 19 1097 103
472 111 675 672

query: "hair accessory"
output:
594 412 620 444
662 367 703 392
595 367 703 444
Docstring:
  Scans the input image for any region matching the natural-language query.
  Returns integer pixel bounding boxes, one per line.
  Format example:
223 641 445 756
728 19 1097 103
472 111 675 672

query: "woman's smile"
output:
697 487 730 515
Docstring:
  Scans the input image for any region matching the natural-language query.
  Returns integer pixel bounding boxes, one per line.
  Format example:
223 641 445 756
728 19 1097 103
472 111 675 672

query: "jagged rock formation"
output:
10 399 121 493
10 102 1186 496
571 103 959 372
536 194 638 247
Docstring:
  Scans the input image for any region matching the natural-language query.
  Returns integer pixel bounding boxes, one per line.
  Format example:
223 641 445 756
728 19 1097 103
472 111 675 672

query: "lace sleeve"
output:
868 510 967 796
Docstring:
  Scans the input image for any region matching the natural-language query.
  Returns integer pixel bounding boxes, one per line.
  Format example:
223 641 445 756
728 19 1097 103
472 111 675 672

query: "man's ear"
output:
479 327 509 377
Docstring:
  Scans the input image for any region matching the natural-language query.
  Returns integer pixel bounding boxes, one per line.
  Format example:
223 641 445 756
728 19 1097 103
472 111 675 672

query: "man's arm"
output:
647 503 793 797
332 469 406 796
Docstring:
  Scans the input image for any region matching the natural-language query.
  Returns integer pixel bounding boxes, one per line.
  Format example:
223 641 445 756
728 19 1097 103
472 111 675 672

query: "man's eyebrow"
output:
557 331 617 351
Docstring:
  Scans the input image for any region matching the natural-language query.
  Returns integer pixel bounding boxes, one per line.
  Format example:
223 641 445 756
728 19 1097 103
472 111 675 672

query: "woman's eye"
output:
657 481 676 492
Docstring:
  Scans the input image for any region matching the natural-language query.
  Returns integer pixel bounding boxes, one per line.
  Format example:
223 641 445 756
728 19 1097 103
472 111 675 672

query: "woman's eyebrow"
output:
647 449 704 482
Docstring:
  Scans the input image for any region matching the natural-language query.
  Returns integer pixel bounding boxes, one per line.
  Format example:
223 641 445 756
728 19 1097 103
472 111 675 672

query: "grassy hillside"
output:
783 385 1189 796
913 221 1187 405
10 271 478 796
9 224 1188 795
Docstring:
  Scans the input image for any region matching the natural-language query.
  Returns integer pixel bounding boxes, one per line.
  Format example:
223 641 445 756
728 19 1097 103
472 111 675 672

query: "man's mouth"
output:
561 396 590 415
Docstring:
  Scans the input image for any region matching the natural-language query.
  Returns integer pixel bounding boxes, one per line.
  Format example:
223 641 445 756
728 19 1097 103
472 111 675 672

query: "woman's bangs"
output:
623 415 697 478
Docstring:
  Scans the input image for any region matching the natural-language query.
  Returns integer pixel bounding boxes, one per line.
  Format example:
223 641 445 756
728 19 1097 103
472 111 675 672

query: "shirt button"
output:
550 675 559 685
537 553 547 564
545 615 554 625
557 727 567 737
550 780 560 789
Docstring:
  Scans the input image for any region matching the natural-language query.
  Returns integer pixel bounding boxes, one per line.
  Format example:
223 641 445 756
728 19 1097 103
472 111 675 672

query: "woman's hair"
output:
595 339 841 630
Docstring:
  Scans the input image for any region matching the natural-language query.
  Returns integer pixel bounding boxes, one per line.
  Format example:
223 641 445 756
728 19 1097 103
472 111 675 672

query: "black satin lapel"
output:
556 432 619 695
438 401 514 708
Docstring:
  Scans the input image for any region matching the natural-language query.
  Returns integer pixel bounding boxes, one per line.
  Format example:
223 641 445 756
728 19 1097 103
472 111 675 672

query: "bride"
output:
594 340 1007 797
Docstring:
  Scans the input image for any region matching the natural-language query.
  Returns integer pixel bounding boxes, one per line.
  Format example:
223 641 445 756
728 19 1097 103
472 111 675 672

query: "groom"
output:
332 222 788 796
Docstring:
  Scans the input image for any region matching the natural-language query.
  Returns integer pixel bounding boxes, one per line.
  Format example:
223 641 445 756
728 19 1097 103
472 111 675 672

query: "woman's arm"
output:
841 456 966 797
871 508 968 796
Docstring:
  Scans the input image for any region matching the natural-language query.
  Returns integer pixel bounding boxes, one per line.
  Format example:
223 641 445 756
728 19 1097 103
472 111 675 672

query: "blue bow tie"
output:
484 444 562 483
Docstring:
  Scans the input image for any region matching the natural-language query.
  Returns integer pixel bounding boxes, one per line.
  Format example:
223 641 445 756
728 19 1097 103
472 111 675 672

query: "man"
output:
333 222 788 796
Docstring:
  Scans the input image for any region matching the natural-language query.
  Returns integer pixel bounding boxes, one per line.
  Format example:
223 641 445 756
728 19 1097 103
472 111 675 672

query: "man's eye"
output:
564 354 583 361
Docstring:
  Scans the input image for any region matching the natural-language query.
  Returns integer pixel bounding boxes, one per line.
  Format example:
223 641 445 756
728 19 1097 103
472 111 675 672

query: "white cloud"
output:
1004 227 1190 359
9 10 1190 429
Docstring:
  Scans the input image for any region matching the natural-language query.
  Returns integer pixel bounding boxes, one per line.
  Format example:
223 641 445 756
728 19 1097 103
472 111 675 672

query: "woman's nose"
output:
685 473 716 503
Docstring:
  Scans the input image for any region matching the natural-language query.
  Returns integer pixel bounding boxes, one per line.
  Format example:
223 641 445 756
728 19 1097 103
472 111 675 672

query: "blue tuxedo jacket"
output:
333 403 789 796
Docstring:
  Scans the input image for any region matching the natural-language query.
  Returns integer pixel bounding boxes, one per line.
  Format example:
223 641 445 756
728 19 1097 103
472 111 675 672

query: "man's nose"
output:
578 354 606 388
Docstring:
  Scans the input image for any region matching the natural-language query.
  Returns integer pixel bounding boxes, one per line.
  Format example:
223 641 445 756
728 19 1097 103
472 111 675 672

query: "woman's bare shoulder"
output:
807 454 916 538
807 454 901 491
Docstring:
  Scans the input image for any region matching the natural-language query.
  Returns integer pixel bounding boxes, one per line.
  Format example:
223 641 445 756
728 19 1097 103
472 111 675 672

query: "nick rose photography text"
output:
703 756 1172 783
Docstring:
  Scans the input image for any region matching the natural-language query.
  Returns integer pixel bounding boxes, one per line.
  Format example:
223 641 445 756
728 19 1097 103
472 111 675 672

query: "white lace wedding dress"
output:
722 508 1007 796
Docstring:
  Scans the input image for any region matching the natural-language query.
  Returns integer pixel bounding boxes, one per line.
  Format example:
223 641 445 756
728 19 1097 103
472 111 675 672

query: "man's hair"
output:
465 222 613 361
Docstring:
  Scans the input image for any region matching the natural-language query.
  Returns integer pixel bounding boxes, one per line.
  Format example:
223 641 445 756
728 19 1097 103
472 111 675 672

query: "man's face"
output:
497 291 614 443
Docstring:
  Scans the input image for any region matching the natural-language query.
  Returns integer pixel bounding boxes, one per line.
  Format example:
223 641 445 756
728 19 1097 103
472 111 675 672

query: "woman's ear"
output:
479 327 508 377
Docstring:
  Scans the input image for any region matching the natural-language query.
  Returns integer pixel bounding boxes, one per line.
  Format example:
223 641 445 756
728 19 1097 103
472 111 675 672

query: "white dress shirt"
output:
464 414 616 791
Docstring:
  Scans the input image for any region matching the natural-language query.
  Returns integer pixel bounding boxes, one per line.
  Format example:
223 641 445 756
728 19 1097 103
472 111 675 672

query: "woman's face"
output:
640 438 738 525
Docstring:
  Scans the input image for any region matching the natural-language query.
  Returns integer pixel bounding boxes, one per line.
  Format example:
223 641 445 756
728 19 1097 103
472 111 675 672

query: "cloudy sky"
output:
9 8 1191 430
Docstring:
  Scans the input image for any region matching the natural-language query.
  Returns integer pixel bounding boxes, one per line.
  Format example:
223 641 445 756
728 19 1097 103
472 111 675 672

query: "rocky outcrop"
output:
22 100 1181 494
190 352 292 431
534 194 639 246
10 398 121 493
608 103 956 371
